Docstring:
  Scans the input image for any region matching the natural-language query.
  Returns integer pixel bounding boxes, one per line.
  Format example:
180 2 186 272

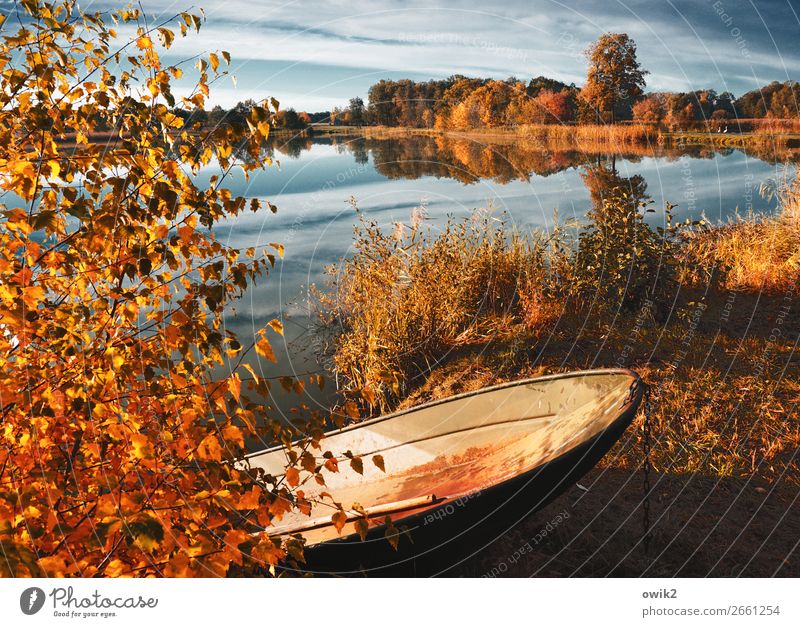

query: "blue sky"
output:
91 0 800 111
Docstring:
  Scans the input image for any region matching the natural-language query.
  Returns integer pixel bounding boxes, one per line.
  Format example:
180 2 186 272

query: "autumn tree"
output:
580 33 648 123
348 97 365 125
735 81 800 118
533 89 577 123
273 108 306 129
632 93 667 125
0 0 341 577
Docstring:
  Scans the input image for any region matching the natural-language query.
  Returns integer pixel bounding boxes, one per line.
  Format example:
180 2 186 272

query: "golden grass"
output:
681 177 800 291
316 210 552 411
517 122 657 146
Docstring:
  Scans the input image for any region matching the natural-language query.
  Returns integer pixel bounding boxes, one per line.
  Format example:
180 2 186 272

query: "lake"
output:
208 133 795 424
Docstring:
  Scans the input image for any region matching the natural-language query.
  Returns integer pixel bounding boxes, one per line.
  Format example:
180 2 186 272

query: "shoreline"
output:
310 123 800 152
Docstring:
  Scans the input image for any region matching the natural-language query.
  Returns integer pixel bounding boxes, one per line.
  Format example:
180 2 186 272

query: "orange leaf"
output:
197 434 222 461
324 457 339 473
331 511 347 534
130 433 154 459
236 486 260 510
285 466 300 487
227 373 241 401
255 336 276 363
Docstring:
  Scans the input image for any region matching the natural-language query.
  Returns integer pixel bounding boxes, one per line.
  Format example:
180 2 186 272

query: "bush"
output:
318 195 687 410
317 207 551 411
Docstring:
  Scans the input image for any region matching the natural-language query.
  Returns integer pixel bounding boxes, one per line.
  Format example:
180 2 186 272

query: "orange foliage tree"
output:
0 0 337 576
580 33 647 123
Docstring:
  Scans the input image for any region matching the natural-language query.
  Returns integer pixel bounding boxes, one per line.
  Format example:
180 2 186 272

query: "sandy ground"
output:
445 467 798 577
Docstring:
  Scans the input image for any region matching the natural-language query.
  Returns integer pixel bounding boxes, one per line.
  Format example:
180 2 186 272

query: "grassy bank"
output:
314 122 800 153
316 174 800 575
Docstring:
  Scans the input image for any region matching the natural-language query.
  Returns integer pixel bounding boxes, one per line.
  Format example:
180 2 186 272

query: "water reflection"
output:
269 131 797 185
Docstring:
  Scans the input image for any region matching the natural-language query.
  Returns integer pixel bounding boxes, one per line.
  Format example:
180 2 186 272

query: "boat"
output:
244 368 645 575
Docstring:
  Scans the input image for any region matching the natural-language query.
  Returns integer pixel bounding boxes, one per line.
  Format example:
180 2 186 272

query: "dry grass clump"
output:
741 117 800 134
318 193 683 411
316 208 555 411
518 123 657 146
681 175 800 291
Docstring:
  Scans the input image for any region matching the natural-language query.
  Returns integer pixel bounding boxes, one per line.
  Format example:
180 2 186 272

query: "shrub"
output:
317 207 555 411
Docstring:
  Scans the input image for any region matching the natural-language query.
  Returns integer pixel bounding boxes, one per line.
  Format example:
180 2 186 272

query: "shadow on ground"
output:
442 467 798 577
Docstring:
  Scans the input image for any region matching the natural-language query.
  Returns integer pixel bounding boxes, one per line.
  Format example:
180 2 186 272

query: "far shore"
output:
309 122 800 152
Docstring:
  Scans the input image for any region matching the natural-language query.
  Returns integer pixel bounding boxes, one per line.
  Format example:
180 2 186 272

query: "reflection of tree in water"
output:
359 136 598 183
273 136 314 159
329 135 749 184
348 137 369 165
223 135 312 163
250 133 796 182
581 157 650 219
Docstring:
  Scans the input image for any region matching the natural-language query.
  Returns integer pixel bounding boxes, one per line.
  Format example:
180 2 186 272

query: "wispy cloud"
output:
89 0 800 109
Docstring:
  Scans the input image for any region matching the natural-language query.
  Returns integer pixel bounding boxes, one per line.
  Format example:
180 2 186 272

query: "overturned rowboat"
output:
245 368 645 575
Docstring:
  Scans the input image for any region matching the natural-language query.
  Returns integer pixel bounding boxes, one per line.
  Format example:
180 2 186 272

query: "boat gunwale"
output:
244 367 642 461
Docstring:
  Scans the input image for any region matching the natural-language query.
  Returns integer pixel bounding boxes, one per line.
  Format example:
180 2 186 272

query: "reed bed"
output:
518 122 658 146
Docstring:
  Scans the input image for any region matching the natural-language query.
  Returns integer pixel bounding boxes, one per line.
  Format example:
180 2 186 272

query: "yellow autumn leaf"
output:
136 35 153 50
254 336 276 363
130 434 154 459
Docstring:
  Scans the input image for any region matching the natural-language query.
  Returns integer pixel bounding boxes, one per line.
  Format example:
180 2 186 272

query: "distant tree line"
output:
180 99 313 131
177 33 799 133
330 34 799 130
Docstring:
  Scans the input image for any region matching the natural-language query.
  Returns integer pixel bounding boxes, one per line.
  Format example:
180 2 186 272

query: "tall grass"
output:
318 193 684 410
681 173 800 291
317 209 554 411
518 123 658 146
